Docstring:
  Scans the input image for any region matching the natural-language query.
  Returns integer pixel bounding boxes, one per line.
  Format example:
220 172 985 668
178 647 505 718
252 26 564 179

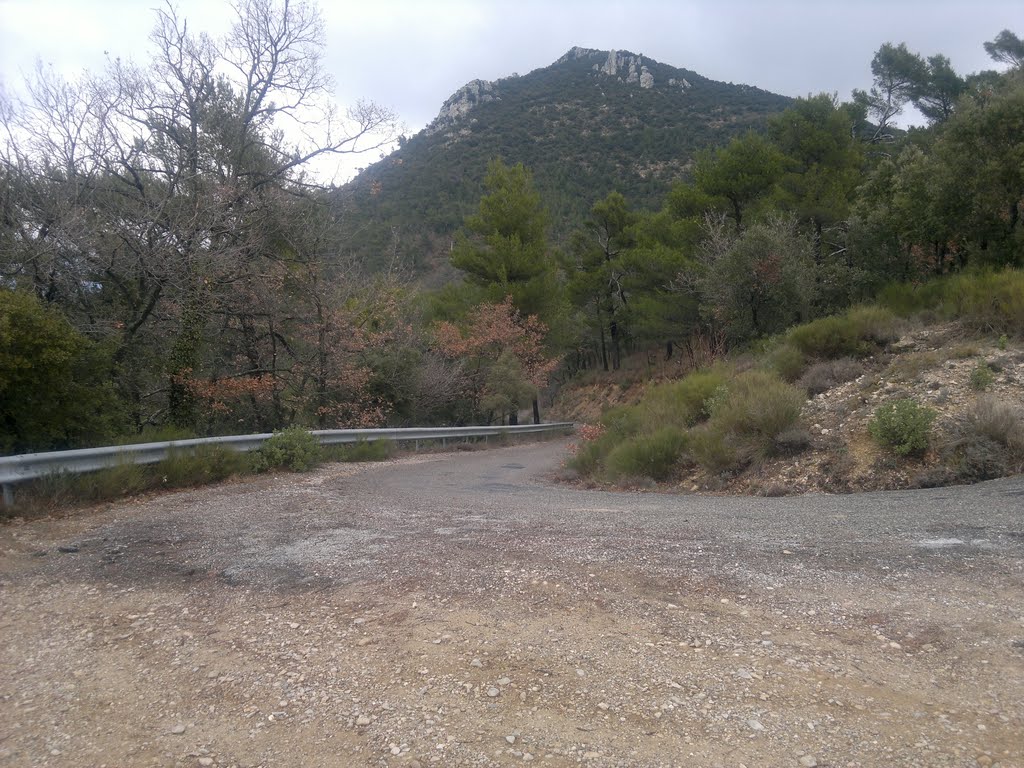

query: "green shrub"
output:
568 367 731 480
773 427 813 455
877 280 947 317
846 305 902 346
940 397 1024 483
324 439 394 462
602 404 643 440
161 444 252 487
688 425 740 475
787 315 863 359
942 270 1024 337
880 270 1024 337
565 405 639 476
950 343 981 359
253 427 322 472
786 305 900 360
566 437 605 476
689 370 805 474
605 428 689 481
673 369 731 424
573 366 802 481
640 368 729 429
88 461 149 500
969 363 995 391
10 439 295 514
36 459 151 504
869 399 936 457
707 370 804 446
764 342 806 382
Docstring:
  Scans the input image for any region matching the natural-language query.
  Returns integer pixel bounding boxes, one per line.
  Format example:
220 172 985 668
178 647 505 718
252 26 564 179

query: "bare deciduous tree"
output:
0 0 397 431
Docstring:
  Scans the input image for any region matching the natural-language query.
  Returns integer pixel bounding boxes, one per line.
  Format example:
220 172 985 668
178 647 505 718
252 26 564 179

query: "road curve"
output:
1 439 1022 768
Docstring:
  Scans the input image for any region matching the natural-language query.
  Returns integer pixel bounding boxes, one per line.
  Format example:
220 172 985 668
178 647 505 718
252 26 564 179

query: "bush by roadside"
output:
869 399 936 457
690 370 805 475
251 427 323 472
764 305 900 384
919 397 1024 486
572 367 806 481
323 439 394 463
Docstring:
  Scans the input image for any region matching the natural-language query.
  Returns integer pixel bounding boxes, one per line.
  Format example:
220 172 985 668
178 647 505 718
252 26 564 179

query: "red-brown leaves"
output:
432 296 557 390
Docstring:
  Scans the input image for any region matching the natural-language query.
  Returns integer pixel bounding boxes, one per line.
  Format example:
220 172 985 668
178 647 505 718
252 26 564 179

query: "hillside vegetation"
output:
556 270 1024 493
340 48 790 273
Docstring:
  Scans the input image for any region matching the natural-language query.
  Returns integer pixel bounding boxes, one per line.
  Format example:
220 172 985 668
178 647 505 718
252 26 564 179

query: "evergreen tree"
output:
0 291 125 452
913 54 966 124
565 192 636 370
852 43 926 142
984 29 1024 70
450 158 565 335
693 131 784 230
769 94 864 263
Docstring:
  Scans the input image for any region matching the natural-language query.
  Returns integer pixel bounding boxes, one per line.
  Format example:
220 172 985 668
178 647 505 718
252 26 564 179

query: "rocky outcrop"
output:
560 47 667 90
595 50 652 88
425 79 498 136
556 46 599 64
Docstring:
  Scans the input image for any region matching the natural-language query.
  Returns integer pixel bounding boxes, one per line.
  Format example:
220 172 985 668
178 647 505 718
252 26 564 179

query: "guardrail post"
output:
2 483 13 508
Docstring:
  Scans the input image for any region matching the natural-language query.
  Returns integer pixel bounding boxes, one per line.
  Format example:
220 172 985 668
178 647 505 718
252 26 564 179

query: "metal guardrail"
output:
0 423 575 505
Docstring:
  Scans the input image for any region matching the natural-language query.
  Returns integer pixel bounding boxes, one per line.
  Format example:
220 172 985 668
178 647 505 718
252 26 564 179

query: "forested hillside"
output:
338 47 791 273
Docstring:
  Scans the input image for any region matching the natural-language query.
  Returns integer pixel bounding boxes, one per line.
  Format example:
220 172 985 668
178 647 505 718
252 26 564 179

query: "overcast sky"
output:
1 0 1019 180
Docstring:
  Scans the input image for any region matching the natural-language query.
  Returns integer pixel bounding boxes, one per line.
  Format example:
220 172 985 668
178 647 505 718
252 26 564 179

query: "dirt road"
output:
1 440 1022 767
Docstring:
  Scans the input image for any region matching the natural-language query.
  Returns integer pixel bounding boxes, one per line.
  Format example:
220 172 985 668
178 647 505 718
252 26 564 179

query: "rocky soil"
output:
1 441 1023 767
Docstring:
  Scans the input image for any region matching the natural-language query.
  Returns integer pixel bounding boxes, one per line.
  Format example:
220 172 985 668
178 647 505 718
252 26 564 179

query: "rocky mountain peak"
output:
597 49 653 88
425 78 499 136
427 47 696 137
557 47 691 91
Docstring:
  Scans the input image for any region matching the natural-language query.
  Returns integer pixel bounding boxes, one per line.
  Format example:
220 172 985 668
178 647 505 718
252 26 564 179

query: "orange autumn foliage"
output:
176 369 276 414
432 297 558 392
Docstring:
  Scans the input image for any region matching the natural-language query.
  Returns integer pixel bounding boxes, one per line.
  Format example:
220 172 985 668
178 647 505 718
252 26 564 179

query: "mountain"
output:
337 47 792 276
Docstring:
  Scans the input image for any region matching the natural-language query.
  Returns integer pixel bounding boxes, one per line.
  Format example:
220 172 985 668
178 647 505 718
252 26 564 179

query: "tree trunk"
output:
610 320 621 370
934 240 945 275
532 398 541 425
813 219 824 266
598 308 609 372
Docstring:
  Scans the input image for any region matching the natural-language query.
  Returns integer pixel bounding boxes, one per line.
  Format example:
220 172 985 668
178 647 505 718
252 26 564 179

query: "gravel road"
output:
1 439 1022 768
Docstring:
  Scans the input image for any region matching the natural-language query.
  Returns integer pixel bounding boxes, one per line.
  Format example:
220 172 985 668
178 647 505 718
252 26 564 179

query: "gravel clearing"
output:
1 439 1023 767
